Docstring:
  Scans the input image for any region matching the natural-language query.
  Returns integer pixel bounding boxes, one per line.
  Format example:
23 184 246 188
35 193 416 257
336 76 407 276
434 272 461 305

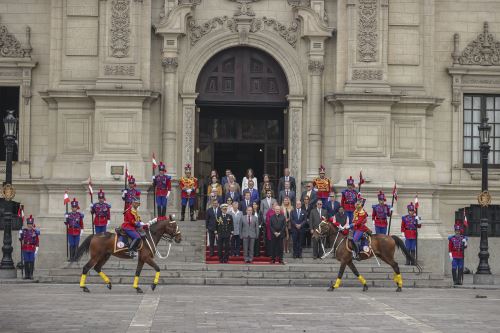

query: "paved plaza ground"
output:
0 284 499 332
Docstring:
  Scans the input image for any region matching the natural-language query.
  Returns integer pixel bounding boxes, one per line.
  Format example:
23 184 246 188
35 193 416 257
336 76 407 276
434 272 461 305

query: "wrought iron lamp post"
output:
473 116 494 285
0 110 18 278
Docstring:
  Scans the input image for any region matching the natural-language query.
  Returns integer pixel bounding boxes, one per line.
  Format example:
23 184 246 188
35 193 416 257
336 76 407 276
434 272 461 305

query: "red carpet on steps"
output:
206 234 280 264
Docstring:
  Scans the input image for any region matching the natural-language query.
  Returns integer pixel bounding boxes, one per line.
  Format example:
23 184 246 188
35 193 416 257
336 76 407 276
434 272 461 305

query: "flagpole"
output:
152 154 157 219
387 183 397 235
64 192 69 261
88 179 95 235
415 193 419 265
124 164 128 213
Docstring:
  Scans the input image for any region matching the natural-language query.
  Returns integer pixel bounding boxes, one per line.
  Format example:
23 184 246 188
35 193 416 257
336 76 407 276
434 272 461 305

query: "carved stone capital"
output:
162 57 178 72
308 60 324 75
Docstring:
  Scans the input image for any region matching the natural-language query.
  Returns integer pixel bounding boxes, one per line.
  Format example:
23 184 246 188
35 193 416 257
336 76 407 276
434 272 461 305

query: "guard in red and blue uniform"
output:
179 164 198 221
345 196 369 260
90 189 111 233
449 225 467 285
19 215 39 279
371 191 392 235
121 193 148 258
401 202 421 265
65 198 84 262
153 162 171 218
341 176 358 225
122 175 141 212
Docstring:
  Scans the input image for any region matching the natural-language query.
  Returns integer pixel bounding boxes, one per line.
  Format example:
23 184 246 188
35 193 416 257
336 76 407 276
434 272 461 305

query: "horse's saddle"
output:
347 234 372 258
113 228 143 255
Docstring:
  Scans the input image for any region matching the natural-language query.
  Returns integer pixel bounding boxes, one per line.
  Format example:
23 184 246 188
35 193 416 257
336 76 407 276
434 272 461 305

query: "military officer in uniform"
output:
19 215 39 279
216 204 233 263
179 164 198 221
153 162 172 218
449 225 468 285
371 191 392 235
122 175 141 212
345 196 369 260
313 165 332 207
401 202 421 265
90 189 111 233
121 193 151 258
341 176 358 225
65 198 84 262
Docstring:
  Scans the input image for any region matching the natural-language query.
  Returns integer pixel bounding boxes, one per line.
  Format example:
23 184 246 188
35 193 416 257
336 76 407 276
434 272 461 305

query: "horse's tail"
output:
391 235 422 274
74 235 93 262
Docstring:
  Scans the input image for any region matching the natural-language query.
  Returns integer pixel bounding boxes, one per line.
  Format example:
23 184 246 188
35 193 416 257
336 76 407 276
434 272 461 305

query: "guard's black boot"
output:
24 264 29 279
181 205 186 221
29 262 34 280
458 268 464 285
351 241 360 261
411 250 417 266
405 251 411 265
128 239 140 258
452 268 458 285
69 246 74 262
190 206 195 221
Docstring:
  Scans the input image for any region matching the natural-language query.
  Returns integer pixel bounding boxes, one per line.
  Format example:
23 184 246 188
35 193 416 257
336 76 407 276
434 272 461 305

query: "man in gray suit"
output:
278 180 296 206
300 182 318 206
229 201 243 257
260 189 277 216
241 206 259 263
309 200 327 259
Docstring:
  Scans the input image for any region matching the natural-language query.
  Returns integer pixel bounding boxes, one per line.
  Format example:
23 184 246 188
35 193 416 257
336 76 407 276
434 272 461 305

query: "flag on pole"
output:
152 153 158 170
18 205 25 223
63 191 70 205
392 182 398 201
463 209 469 228
88 177 93 195
414 194 419 210
359 169 365 185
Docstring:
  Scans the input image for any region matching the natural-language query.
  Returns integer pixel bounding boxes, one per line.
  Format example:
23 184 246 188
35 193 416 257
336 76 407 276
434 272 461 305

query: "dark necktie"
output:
246 200 249 207
248 216 251 226
286 190 289 196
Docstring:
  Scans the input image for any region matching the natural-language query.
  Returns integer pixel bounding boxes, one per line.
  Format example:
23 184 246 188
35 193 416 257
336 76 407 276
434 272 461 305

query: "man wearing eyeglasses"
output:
300 182 317 206
326 192 340 219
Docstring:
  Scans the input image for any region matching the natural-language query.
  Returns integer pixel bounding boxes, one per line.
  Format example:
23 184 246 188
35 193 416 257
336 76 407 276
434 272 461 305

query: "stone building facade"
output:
1 0 500 273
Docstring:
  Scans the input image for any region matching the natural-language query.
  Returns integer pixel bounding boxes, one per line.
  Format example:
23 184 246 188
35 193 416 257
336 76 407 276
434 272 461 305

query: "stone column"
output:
306 58 325 178
181 94 198 171
162 56 179 177
288 95 305 187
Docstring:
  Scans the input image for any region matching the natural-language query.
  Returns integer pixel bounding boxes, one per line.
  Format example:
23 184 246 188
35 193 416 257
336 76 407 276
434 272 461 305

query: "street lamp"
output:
0 109 18 278
474 116 494 285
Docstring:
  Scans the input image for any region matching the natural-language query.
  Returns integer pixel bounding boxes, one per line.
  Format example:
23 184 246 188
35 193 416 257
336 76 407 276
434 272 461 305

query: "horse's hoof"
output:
151 284 157 291
396 287 402 292
81 287 90 293
362 284 368 292
327 286 335 292
107 283 112 290
136 287 143 294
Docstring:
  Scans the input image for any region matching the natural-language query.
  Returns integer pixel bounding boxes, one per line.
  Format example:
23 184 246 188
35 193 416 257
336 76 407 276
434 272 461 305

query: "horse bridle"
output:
146 219 181 259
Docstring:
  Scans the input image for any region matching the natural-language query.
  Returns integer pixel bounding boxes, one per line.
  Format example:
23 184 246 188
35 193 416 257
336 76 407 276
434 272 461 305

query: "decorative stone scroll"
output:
458 22 500 66
110 0 131 58
189 16 299 48
308 60 324 75
352 69 382 80
104 64 135 75
230 0 261 17
0 23 32 58
357 0 378 62
162 57 178 73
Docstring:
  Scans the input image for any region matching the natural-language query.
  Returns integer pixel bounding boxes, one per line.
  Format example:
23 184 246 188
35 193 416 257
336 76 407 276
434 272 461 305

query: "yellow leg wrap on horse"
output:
154 272 160 285
333 278 342 289
133 276 139 289
393 274 403 287
99 272 110 284
79 274 87 288
358 275 367 285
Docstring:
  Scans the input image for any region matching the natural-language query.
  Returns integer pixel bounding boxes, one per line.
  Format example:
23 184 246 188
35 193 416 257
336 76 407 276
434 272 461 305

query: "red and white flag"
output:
18 204 25 223
392 182 398 201
359 169 365 185
88 177 93 195
63 191 70 205
414 194 419 210
152 153 158 170
463 209 469 228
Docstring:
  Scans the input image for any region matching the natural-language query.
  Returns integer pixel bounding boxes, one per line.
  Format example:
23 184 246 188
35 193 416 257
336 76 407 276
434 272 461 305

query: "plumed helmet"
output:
159 162 166 172
377 190 386 201
128 175 136 185
71 198 80 209
347 176 354 186
184 164 192 171
98 189 105 200
407 202 415 211
27 215 34 225
319 165 326 173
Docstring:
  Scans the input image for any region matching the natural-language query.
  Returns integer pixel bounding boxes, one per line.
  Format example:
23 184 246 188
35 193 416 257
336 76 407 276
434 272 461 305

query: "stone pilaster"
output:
306 58 325 178
161 56 179 177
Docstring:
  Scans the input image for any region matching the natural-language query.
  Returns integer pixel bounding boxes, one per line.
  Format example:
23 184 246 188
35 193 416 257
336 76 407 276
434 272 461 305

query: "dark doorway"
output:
194 46 289 214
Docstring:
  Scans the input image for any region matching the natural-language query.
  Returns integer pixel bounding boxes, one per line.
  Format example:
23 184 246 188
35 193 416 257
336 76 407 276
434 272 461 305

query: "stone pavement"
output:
1 284 499 333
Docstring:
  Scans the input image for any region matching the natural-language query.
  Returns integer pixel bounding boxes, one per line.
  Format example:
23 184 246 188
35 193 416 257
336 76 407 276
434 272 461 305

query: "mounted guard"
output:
345 195 371 260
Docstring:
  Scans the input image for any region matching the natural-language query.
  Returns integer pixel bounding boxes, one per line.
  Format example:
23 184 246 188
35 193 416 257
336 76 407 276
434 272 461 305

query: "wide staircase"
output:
41 220 449 288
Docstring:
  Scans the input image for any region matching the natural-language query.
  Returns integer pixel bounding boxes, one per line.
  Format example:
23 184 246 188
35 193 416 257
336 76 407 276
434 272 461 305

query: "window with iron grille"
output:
463 94 500 168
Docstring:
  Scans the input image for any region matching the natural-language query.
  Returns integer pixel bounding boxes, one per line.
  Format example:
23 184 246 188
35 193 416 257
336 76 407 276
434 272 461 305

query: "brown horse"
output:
74 215 182 293
312 220 421 292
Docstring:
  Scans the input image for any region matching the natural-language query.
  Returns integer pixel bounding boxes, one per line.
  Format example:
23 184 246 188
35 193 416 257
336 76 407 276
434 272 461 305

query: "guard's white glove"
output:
401 233 405 239
390 207 394 212
149 217 158 224
80 229 84 236
338 225 345 231
152 176 156 181
19 230 22 236
187 189 192 194
462 238 468 247
416 216 422 224
345 224 351 230
167 191 171 198
64 214 69 219
122 190 127 198
449 252 453 261
107 220 110 226
35 247 39 257
89 204 93 210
